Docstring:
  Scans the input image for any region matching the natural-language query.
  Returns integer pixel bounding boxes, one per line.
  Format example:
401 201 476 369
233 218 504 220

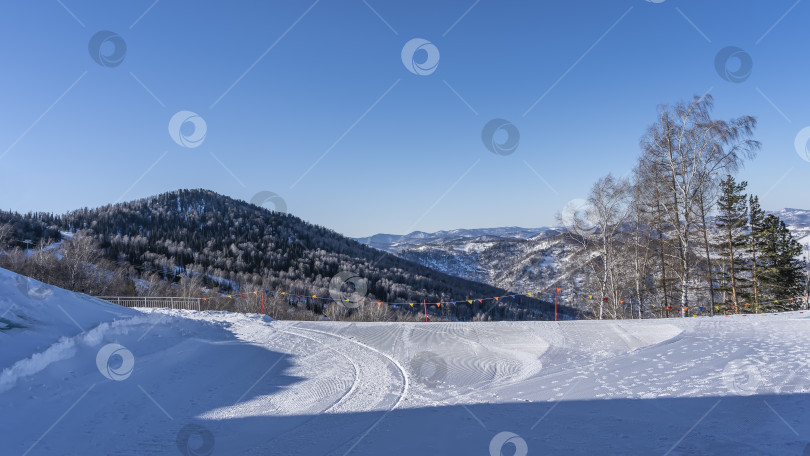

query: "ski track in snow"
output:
272 323 410 456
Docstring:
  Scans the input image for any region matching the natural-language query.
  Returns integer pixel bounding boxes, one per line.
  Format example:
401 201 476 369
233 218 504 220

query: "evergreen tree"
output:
803 250 810 306
756 214 805 309
747 195 765 311
715 175 748 312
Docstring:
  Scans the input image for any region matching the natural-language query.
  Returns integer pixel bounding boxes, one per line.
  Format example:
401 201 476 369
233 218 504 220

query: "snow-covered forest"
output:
0 190 569 322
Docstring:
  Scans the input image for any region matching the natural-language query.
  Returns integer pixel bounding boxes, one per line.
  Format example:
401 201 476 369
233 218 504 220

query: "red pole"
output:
261 291 265 315
554 288 558 321
424 299 427 322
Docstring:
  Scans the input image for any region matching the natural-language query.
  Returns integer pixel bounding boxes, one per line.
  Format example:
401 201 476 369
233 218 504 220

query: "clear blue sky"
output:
1 0 808 238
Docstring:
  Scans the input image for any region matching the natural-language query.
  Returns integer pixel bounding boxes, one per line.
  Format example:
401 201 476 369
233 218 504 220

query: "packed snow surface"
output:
3 268 810 455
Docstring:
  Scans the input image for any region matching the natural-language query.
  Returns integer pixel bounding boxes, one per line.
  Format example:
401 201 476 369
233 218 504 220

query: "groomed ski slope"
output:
3 267 810 455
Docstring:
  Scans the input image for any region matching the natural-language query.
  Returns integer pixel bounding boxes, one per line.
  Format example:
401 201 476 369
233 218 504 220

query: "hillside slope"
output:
0 190 572 321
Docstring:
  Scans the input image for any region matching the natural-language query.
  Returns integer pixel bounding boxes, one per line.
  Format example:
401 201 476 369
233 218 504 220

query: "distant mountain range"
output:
353 209 810 296
353 227 553 253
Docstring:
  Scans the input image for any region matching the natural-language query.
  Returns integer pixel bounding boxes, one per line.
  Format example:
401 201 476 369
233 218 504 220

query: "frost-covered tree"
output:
560 174 631 319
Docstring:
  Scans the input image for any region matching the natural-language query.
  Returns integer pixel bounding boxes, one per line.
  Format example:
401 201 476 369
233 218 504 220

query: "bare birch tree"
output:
560 174 631 319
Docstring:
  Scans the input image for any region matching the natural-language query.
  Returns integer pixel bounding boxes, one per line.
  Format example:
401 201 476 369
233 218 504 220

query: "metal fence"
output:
94 296 202 311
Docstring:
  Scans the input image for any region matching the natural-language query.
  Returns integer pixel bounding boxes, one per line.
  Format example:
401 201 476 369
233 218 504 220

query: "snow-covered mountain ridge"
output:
353 226 552 253
354 209 810 295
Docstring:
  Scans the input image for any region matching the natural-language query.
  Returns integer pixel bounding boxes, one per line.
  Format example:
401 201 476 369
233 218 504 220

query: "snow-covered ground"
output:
3 267 810 455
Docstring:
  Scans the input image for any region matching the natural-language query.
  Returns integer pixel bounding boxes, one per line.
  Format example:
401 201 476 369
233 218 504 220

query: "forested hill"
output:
0 189 570 321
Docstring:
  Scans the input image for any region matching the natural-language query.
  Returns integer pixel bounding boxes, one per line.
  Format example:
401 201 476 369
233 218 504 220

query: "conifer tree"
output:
715 175 748 312
757 214 805 309
747 195 765 311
